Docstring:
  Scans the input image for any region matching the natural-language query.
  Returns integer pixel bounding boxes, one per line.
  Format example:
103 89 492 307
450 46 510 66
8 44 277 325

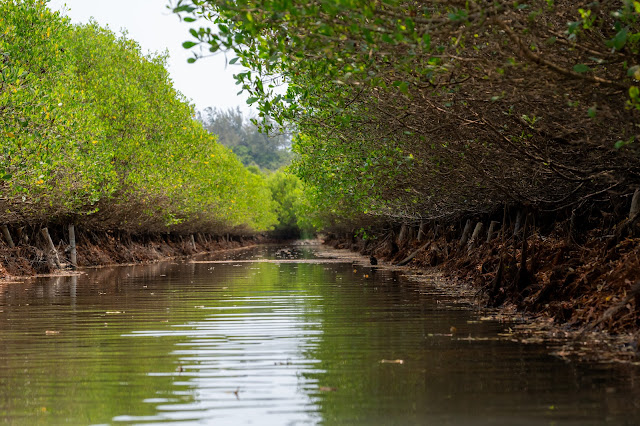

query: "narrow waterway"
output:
1 243 639 425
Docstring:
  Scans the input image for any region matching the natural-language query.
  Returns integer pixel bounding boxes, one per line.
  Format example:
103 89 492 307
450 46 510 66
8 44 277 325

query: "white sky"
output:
47 0 251 114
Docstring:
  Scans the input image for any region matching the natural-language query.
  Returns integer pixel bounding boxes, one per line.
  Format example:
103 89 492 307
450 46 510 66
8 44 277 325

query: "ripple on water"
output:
0 245 639 425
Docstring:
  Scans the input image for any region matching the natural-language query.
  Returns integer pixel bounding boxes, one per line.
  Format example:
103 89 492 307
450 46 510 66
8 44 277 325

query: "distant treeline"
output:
0 0 279 235
197 107 293 171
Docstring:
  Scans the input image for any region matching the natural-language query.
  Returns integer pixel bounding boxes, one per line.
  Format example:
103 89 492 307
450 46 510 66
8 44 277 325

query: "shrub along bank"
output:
0 1 279 273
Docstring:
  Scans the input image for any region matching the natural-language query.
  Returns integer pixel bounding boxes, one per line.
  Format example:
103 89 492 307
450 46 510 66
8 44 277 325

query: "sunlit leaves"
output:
0 0 278 233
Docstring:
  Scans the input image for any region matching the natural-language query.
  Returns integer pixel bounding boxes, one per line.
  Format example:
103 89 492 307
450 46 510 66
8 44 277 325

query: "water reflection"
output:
121 292 324 424
0 244 639 425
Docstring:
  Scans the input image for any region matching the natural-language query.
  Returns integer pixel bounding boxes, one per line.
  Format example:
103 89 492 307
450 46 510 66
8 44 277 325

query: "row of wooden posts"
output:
0 224 227 270
396 216 503 249
0 224 77 269
0 223 243 270
395 188 640 252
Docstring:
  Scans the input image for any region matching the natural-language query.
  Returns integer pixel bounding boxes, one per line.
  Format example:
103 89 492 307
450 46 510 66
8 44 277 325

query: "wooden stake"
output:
513 210 523 236
486 221 499 243
16 226 28 244
40 227 61 268
190 234 197 251
397 224 408 246
1 225 15 248
459 219 472 247
417 221 427 242
468 222 484 250
500 205 508 241
407 225 416 242
568 209 577 245
630 188 640 220
68 224 77 267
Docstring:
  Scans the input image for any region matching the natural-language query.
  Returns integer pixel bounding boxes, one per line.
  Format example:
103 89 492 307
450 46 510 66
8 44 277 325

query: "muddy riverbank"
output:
324 229 640 364
0 226 259 279
2 222 638 364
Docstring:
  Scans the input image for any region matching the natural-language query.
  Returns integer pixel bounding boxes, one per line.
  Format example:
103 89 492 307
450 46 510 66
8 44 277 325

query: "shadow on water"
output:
1 244 639 424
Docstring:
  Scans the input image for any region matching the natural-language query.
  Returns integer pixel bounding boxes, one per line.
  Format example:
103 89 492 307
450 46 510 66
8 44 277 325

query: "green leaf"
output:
182 41 197 49
183 17 196 23
229 57 239 65
627 65 640 80
173 5 196 13
187 57 196 64
447 10 468 22
572 63 591 73
607 28 628 51
422 33 431 50
2 174 12 180
246 97 259 104
587 105 597 118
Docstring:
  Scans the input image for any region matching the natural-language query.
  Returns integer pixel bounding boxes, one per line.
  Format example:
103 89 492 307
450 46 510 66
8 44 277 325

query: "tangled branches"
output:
175 0 640 226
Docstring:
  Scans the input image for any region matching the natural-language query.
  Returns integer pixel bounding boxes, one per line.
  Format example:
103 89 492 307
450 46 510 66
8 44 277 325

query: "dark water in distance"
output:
1 243 639 425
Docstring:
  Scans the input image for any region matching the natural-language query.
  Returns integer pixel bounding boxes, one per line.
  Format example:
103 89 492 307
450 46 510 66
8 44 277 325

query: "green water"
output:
0 244 638 425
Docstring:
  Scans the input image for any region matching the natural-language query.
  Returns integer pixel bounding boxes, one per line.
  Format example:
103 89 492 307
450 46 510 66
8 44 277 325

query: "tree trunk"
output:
1 225 15 248
68 224 77 268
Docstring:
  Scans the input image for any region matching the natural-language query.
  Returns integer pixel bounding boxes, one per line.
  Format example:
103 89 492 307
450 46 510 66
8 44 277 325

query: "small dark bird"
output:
369 256 378 266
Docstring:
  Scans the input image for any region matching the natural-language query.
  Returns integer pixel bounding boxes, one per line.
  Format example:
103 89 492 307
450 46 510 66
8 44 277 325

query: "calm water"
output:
1 243 639 425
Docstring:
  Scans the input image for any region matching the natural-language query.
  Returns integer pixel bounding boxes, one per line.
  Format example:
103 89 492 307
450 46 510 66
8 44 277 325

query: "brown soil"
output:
0 228 258 280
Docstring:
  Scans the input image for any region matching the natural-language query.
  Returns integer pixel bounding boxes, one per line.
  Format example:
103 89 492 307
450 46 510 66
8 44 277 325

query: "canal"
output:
1 243 639 424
